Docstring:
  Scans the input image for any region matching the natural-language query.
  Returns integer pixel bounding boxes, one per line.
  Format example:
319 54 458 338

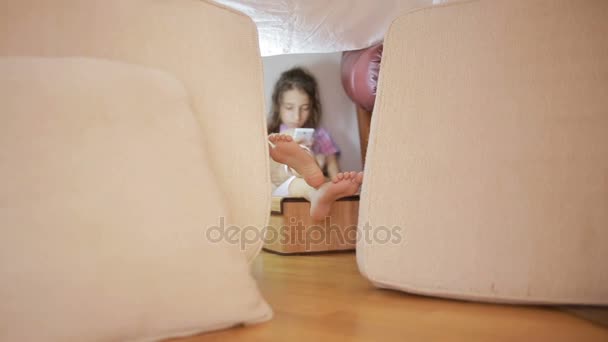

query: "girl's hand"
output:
282 128 295 137
288 128 314 148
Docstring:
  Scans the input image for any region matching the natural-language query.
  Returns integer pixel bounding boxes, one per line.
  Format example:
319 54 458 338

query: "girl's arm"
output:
326 154 340 180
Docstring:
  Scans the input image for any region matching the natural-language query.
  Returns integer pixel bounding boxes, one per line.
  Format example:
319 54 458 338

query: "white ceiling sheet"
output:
212 0 449 56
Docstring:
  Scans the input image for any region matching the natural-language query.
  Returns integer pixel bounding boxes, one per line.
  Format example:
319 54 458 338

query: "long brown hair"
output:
268 67 322 133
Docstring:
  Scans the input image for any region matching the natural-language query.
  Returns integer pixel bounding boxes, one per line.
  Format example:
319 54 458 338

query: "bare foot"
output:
268 133 325 189
309 171 364 221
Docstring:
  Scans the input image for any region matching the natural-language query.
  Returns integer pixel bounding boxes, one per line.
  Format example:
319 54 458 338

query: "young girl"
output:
267 67 363 221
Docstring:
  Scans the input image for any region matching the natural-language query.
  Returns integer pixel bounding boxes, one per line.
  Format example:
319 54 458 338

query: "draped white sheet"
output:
212 0 449 56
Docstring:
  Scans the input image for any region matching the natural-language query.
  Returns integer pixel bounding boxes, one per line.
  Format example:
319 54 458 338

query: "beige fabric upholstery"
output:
0 57 271 341
0 0 270 261
358 0 608 304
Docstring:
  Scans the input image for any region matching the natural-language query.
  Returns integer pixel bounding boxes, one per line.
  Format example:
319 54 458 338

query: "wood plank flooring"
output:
174 252 608 341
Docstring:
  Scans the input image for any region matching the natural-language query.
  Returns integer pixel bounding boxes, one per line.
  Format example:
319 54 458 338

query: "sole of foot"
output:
268 133 325 189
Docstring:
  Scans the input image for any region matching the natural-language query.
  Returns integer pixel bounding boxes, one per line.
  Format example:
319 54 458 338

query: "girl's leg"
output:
288 171 364 221
268 133 364 220
287 177 315 200
308 171 363 221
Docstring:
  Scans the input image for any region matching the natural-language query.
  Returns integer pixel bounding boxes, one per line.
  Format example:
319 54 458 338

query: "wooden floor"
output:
175 252 608 341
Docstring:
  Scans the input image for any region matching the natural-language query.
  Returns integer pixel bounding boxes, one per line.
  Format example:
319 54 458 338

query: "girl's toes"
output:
356 172 364 183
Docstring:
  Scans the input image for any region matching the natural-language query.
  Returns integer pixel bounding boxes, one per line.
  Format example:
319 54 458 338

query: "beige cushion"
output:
0 0 271 262
358 0 608 304
0 58 271 341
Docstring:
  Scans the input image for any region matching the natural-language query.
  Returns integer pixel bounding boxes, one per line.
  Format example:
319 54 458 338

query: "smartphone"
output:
293 128 315 147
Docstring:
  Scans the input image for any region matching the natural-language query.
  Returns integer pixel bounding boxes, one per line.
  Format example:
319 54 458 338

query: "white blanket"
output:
212 0 449 56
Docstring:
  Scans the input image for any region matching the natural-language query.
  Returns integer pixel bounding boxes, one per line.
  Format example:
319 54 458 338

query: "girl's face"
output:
279 88 311 129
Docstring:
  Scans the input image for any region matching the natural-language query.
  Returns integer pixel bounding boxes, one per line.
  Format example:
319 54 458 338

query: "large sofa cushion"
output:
0 57 271 341
358 0 608 304
0 0 271 262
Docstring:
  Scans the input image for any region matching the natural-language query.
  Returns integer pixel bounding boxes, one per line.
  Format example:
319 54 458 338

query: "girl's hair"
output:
268 67 322 133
